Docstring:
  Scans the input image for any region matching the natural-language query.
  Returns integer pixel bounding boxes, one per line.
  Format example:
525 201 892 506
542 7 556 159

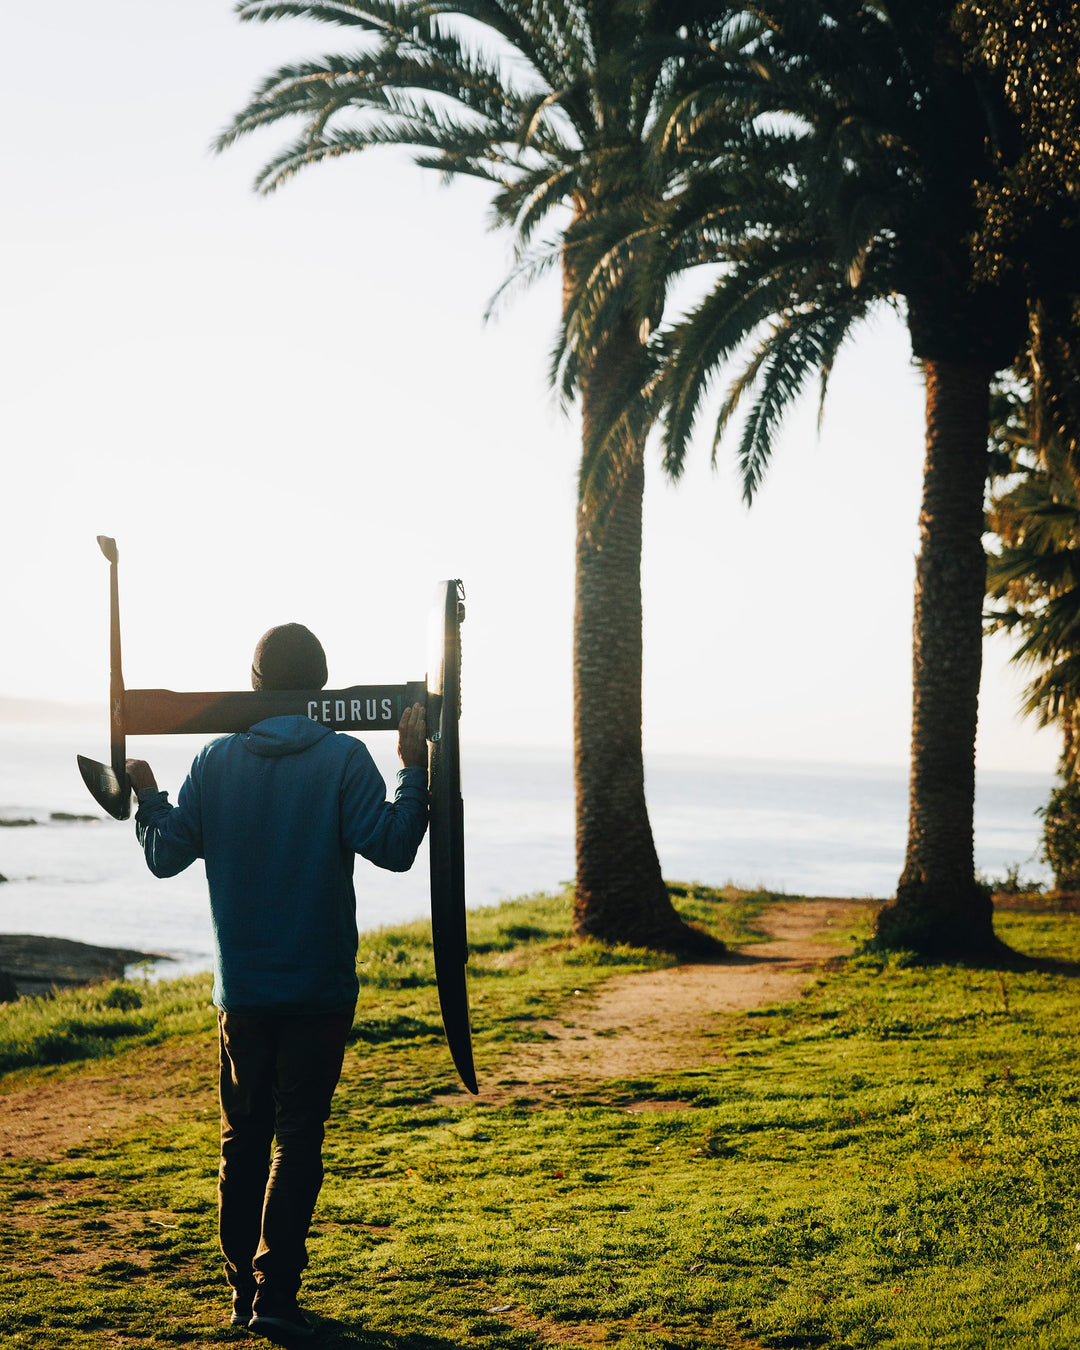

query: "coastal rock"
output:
0 935 171 998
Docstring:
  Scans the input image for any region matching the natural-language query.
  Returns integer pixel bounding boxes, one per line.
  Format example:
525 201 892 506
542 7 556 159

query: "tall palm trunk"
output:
570 304 715 951
876 358 997 955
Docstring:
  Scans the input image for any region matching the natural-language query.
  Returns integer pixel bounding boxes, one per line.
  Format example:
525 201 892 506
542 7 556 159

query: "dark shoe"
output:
248 1294 315 1343
230 1288 255 1327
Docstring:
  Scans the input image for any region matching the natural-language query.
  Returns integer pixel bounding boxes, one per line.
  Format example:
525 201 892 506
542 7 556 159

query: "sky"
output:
0 0 1060 776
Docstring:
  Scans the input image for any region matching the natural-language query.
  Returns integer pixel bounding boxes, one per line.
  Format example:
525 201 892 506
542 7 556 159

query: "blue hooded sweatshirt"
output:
134 716 428 1014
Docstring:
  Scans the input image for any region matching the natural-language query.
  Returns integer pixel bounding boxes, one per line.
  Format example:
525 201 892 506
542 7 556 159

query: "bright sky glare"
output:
0 0 1059 775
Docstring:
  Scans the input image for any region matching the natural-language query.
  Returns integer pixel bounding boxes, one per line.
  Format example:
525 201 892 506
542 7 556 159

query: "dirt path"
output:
0 899 870 1157
0 1037 215 1162
478 897 871 1096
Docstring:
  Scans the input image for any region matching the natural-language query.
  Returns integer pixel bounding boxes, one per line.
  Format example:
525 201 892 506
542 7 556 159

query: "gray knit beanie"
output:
251 623 328 691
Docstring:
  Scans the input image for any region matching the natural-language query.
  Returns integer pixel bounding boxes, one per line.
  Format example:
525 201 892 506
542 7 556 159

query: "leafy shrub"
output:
1039 776 1080 889
102 985 143 1011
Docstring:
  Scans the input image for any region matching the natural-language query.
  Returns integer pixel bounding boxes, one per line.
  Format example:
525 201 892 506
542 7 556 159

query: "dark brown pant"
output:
217 1007 354 1299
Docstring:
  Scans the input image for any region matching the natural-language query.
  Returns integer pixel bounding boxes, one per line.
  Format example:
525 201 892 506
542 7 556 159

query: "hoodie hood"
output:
240 715 333 759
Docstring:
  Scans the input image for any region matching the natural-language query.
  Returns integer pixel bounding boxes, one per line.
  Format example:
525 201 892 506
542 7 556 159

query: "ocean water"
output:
0 719 1055 979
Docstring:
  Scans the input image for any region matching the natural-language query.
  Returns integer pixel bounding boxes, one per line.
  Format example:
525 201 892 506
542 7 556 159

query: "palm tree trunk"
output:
570 308 717 952
876 358 997 955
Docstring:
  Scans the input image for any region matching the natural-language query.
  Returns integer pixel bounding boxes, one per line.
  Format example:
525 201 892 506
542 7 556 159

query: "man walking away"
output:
126 623 428 1342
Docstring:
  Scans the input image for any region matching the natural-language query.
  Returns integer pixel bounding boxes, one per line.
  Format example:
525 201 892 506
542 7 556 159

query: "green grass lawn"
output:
1 886 1079 1349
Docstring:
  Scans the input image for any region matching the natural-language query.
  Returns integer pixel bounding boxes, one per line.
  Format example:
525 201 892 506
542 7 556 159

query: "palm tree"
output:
985 378 1080 890
621 0 1031 954
215 0 726 951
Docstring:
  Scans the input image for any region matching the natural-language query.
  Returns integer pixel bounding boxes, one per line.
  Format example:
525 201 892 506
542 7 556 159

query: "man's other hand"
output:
125 759 159 794
398 703 428 770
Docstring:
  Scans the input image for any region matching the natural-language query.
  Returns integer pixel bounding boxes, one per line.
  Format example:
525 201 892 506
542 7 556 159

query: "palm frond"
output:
985 377 1080 749
483 235 564 322
726 302 862 501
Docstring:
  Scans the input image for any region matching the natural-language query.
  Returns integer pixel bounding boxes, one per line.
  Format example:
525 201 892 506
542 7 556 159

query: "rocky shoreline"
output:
0 934 172 1000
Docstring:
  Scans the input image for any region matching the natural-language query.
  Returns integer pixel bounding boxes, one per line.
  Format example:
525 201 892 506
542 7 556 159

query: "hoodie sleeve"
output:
341 743 428 872
134 755 205 877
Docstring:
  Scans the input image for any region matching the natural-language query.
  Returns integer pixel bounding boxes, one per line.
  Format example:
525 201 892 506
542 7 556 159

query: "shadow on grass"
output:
986 893 1080 976
859 935 1080 978
976 940 1080 977
313 1322 473 1349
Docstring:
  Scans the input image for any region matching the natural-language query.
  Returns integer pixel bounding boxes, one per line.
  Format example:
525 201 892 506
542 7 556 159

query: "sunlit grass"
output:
1 890 1078 1347
0 972 217 1078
